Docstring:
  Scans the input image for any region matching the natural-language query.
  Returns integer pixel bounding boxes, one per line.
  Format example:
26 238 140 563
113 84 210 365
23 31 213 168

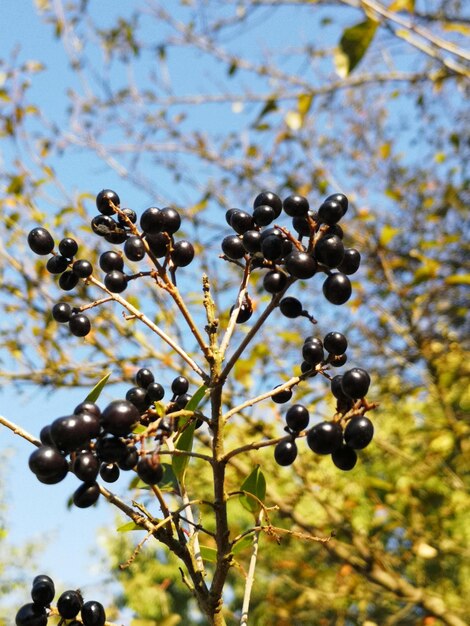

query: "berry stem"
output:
219 259 252 359
0 414 41 446
223 433 299 463
239 512 262 626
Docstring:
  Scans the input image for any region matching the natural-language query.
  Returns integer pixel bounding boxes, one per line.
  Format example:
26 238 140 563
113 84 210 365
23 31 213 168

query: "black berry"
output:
324 331 348 356
15 603 47 626
322 273 351 305
135 368 154 388
46 255 68 274
283 194 309 217
253 191 282 218
99 250 124 273
31 576 55 607
318 199 344 225
146 382 165 402
73 452 100 482
171 240 194 267
73 482 100 508
171 376 189 396
253 204 276 227
341 368 370 399
59 237 78 258
307 421 343 455
28 228 54 255
285 251 317 279
344 416 374 449
242 230 262 254
279 297 302 318
58 270 79 291
137 454 164 485
101 400 140 436
96 189 120 216
274 439 298 466
272 385 292 404
52 302 73 323
222 235 245 260
69 314 91 337
332 445 357 470
160 207 181 234
337 248 361 275
285 404 310 432
99 462 120 483
81 600 107 626
314 235 345 268
263 270 288 294
28 446 68 482
124 236 146 262
104 270 127 293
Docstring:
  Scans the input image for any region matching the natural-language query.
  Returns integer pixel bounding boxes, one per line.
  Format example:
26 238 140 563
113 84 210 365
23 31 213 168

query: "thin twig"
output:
240 512 263 626
0 415 41 446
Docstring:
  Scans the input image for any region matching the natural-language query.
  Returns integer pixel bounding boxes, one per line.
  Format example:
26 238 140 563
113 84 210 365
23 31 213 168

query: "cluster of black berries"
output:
221 191 360 306
16 574 106 625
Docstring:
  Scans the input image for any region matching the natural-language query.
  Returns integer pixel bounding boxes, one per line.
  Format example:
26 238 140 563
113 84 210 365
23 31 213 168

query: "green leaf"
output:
158 463 180 493
252 98 278 127
232 534 254 555
172 385 208 484
335 19 378 77
117 521 145 532
199 545 218 563
84 372 111 403
239 465 266 516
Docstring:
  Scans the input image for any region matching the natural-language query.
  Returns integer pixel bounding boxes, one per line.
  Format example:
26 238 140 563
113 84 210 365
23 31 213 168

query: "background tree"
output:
0 1 468 625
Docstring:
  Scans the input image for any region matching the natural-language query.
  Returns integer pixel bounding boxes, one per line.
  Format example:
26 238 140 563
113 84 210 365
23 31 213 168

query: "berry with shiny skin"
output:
292 212 314 237
81 600 107 626
50 415 91 452
231 300 253 323
28 446 68 482
74 401 101 418
175 393 192 410
95 436 128 463
140 207 162 234
274 439 298 466
322 273 351 305
332 445 357 470
146 382 165 402
253 204 276 227
52 302 73 323
96 189 120 216
15 603 47 626
225 208 240 226
222 235 245 260
344 416 374 449
285 251 317 279
71 260 93 278
104 228 128 244
99 462 120 483
124 236 146 262
79 411 101 439
146 232 169 257
73 482 100 508
318 199 344 225
261 234 283 261
314 235 345 268
325 193 348 216
135 368 154 388
279 297 302 318
118 446 139 471
302 340 324 366
59 238 79 258
272 385 292 404
285 404 310 432
242 230 262 254
46 255 68 274
39 425 54 446
160 207 181 234
263 270 288 294
31 576 55 606
58 270 79 291
283 194 309 217
331 375 352 402
171 376 189 396
307 421 343 455
171 240 195 267
253 191 282 218
28 228 54 255
338 248 361 275
73 452 100 482
101 400 140 436
330 353 347 367
341 368 370 399
104 270 127 293
91 214 117 237
137 454 164 485
69 314 91 337
99 250 123 273
324 331 348 356
230 210 254 235
126 386 150 412
118 208 137 226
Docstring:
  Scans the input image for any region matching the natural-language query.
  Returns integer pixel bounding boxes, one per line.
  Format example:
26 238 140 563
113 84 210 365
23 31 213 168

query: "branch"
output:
240 512 263 626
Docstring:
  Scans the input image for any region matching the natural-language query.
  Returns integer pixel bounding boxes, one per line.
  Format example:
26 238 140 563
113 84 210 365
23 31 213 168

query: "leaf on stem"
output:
334 19 379 77
239 465 266 516
84 371 111 403
172 385 208 485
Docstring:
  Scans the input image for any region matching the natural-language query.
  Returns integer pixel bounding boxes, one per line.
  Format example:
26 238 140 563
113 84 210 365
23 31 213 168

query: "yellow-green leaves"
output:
239 465 266 517
335 19 379 77
172 385 208 485
85 372 111 403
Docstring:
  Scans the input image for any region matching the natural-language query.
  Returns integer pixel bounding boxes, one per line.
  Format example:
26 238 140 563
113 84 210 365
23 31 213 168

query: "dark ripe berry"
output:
283 194 309 217
175 393 192 410
15 602 47 626
73 482 100 509
230 210 254 235
260 226 283 241
52 302 72 323
231 300 253 323
140 206 163 235
59 270 79 291
171 240 195 267
101 399 140 436
307 421 343 455
322 273 351 305
327 223 344 239
263 270 288 294
318 199 345 225
338 248 361 275
135 367 154 388
79 412 101 439
261 234 283 261
74 401 101 418
39 425 54 446
222 235 245 260
300 360 316 375
330 353 347 367
314 235 345 268
91 214 117 237
341 368 370 399
50 415 91 452
31 577 55 606
285 251 317 279
32 575 54 586
274 439 298 466
171 376 189 396
124 236 146 262
253 204 276 227
100 462 120 483
99 250 124 273
292 215 312 237
242 229 262 254
137 454 164 485
160 207 181 234
104 270 127 293
118 207 137 226
272 385 292 404
332 445 357 470
73 451 100 482
46 255 69 274
325 193 348 216
279 297 302 318
59 238 78 258
95 435 128 463
72 260 93 278
81 600 107 626
28 446 68 481
225 208 240 226
304 335 322 346
146 382 165 402
28 227 54 255
118 445 139 470
104 229 127 244
285 404 310 432
146 232 169 257
331 375 353 403
253 191 282 218
69 314 91 337
126 386 150 413
324 331 348 355
96 189 120 215
344 416 374 449
302 341 324 365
